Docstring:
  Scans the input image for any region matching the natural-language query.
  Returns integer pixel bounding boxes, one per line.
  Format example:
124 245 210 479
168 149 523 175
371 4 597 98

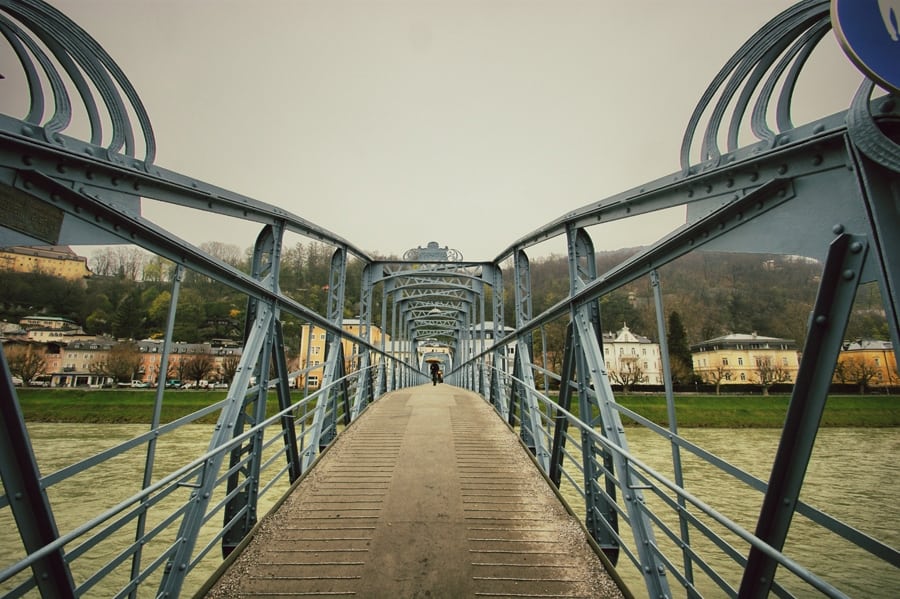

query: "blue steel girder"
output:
846 80 900 355
572 301 672 598
650 269 694 585
222 223 292 558
351 264 378 420
307 247 351 463
739 233 868 597
158 296 279 597
562 226 621 563
0 115 372 258
493 95 899 263
0 351 77 598
0 171 376 354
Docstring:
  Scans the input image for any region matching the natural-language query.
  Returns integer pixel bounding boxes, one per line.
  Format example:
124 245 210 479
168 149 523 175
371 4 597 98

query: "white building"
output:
602 324 663 386
463 321 516 373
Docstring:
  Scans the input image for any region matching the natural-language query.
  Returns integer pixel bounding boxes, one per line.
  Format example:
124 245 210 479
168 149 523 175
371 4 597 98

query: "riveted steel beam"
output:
0 350 76 599
739 233 868 597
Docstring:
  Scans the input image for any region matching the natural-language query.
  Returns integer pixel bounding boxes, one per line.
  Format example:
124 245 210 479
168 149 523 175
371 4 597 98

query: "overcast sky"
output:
5 1 865 261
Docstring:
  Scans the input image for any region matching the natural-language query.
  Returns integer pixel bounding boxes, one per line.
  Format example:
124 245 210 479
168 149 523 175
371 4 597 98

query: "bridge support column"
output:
222 222 298 557
304 246 350 470
565 227 621 564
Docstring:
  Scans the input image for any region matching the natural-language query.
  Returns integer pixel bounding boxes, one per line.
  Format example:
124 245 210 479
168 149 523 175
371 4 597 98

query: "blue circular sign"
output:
832 0 900 94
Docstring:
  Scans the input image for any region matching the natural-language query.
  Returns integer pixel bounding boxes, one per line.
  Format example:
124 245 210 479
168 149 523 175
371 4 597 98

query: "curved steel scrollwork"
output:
680 0 832 175
0 0 156 164
847 79 900 172
403 241 463 262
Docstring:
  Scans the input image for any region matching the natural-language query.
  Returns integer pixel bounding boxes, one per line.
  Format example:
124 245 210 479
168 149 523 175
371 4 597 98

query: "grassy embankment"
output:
14 388 900 427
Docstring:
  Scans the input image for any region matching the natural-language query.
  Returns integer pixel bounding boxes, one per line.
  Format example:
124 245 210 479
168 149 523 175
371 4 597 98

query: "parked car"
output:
28 376 51 387
11 375 23 386
131 380 150 388
211 382 229 390
165 379 181 389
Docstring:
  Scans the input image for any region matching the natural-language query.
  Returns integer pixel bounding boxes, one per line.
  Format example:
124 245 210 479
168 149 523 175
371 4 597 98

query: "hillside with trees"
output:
503 248 887 348
0 244 890 359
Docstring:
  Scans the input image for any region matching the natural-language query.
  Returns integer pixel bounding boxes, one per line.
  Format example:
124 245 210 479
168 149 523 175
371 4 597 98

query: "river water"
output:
1 424 898 597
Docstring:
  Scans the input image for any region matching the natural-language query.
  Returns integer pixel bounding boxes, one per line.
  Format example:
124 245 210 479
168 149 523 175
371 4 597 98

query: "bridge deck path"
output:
203 384 626 598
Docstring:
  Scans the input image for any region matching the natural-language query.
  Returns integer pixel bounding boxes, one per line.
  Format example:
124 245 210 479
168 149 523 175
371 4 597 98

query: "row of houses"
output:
2 315 896 391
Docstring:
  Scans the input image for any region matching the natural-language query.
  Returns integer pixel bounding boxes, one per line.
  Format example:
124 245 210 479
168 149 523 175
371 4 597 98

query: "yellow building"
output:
691 333 800 389
0 246 92 281
835 339 897 390
298 319 389 388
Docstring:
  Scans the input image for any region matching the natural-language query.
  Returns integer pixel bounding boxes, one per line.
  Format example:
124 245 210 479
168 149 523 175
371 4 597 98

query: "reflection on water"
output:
1 425 898 597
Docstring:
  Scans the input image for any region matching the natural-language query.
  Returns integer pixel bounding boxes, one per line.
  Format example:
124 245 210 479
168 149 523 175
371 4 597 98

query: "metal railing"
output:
454 354 899 597
0 358 421 598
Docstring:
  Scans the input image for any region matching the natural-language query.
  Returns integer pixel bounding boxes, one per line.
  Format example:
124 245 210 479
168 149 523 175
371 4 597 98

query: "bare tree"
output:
609 361 645 393
703 365 730 396
92 342 143 384
200 241 244 268
184 354 215 387
840 356 881 395
4 344 47 383
220 356 240 383
89 246 147 280
753 356 792 396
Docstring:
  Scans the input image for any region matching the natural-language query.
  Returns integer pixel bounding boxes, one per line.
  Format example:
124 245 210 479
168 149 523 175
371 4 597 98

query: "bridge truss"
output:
0 0 898 597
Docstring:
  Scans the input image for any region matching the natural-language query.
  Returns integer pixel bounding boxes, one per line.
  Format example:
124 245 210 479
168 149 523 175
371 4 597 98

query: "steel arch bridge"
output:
1 0 898 597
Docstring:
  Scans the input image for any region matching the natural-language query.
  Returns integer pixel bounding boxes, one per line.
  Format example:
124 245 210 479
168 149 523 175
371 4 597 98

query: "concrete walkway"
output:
203 384 625 598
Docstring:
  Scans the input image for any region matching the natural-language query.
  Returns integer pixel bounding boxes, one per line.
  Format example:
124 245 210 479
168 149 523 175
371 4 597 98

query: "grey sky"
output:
6 1 864 260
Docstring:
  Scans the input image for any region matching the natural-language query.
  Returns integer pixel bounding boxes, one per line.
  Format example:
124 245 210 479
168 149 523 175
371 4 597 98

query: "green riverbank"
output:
14 388 900 427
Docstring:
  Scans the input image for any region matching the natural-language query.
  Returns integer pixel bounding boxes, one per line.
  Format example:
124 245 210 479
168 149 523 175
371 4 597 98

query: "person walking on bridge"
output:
430 361 440 386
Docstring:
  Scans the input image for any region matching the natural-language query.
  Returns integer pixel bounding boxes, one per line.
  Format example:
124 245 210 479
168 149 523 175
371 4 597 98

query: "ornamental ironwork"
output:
402 241 463 262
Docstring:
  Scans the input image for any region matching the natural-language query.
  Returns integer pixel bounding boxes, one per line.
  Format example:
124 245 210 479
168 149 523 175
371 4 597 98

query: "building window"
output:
782 357 789 366
722 357 729 366
642 348 647 356
740 373 746 381
737 357 743 366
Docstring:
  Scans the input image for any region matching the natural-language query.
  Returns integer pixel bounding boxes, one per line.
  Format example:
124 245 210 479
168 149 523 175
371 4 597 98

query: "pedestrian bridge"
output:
199 386 624 599
1 1 899 597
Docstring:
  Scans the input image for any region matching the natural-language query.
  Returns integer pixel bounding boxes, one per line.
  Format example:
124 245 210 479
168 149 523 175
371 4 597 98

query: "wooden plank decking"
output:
202 384 627 598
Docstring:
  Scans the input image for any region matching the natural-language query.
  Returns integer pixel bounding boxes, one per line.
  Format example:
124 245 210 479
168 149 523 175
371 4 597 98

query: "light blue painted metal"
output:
221 223 289 559
565 226 621 566
1 1 899 597
0 350 76 598
650 269 694 588
129 263 183 598
740 233 869 596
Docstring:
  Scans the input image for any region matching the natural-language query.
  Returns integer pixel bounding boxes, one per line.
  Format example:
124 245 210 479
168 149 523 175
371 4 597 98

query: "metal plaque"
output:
0 183 64 244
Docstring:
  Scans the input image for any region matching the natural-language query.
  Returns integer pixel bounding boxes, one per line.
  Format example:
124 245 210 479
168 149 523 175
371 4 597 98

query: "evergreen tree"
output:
667 310 694 383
